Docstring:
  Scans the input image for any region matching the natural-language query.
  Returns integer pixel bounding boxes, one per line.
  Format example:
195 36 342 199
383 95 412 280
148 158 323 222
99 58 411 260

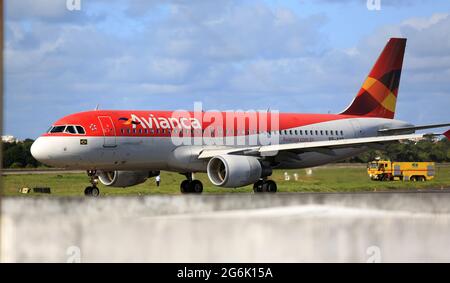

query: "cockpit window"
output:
65 126 77 134
76 126 86 134
50 126 66 133
48 125 86 134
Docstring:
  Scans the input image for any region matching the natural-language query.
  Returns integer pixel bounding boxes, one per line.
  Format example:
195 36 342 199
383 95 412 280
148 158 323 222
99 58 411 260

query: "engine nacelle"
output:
207 155 264 188
98 170 157 187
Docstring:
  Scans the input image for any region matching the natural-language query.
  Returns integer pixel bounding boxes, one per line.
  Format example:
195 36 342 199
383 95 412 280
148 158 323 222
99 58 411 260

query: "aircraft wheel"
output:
191 180 203 193
84 186 100 196
180 180 191 193
91 187 100 197
84 186 93 196
262 182 269 192
253 180 264 193
266 180 277 193
254 180 276 193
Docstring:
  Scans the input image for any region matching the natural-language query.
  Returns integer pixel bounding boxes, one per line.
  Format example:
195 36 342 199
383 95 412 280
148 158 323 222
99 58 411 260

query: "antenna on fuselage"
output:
95 104 100 110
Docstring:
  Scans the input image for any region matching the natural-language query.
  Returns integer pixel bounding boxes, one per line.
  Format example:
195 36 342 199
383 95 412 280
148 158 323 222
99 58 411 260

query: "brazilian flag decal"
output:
80 139 88 145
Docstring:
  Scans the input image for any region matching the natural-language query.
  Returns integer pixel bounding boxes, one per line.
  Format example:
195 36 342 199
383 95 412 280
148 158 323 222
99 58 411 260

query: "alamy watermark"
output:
66 246 81 263
367 0 381 11
366 245 381 263
66 0 81 11
126 102 281 148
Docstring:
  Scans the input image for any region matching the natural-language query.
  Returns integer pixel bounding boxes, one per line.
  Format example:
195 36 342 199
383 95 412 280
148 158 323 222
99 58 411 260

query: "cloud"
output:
316 0 435 7
4 1 450 139
351 13 450 123
5 0 101 23
6 0 69 21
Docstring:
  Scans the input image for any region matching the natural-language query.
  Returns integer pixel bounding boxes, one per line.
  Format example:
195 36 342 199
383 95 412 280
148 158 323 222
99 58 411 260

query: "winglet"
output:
444 130 450 140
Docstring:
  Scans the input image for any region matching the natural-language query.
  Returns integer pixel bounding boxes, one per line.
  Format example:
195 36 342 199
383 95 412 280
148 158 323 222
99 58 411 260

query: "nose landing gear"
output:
84 170 100 197
180 173 203 194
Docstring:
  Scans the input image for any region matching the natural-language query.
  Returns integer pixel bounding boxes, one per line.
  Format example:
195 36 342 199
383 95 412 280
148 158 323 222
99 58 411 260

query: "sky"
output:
4 0 450 139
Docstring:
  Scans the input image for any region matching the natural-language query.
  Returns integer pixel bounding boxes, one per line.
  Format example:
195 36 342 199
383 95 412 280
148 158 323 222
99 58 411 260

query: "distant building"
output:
2 135 18 143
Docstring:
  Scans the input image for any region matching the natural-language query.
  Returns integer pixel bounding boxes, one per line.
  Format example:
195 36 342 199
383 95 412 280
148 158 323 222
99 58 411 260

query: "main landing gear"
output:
180 173 203 194
253 179 277 193
84 170 100 197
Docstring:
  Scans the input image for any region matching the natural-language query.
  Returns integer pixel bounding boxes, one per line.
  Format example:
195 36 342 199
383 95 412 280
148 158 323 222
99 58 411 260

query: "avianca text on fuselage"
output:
127 113 202 130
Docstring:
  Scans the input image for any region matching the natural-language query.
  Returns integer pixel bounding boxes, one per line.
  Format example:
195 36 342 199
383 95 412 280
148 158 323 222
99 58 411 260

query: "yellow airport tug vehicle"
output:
367 159 435 181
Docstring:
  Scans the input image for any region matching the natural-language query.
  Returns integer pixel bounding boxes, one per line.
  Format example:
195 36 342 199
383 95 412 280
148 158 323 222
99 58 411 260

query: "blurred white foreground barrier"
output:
2 192 450 262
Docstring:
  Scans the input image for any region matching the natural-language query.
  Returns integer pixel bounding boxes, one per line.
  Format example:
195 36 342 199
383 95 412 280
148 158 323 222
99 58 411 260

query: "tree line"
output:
1 137 449 169
344 137 450 163
2 139 41 168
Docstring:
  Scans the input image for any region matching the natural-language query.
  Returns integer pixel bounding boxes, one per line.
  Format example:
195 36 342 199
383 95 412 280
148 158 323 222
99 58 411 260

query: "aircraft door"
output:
98 116 117 147
348 119 363 138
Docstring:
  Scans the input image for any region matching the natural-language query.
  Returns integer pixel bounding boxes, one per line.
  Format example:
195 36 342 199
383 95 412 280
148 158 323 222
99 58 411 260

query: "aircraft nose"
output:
31 137 52 164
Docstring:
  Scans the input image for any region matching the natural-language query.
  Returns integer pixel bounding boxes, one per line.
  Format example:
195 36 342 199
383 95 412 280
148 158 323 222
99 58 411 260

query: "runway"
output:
2 192 450 262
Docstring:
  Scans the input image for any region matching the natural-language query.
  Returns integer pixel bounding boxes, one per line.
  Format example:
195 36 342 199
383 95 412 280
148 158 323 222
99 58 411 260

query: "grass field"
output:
2 165 449 196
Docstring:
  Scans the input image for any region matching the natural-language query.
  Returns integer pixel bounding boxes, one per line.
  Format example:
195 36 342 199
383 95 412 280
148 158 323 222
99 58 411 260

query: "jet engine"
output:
98 170 159 187
207 155 270 188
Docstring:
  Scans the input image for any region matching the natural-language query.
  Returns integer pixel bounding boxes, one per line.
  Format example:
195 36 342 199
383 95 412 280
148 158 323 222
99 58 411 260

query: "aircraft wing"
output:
378 123 450 135
197 133 435 159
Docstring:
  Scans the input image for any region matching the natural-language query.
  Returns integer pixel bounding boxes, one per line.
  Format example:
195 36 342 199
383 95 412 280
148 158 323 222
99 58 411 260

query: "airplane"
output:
30 38 450 196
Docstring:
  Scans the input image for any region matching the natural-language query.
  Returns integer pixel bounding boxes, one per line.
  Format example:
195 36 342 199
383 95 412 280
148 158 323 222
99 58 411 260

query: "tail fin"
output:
444 130 450 140
341 38 407 119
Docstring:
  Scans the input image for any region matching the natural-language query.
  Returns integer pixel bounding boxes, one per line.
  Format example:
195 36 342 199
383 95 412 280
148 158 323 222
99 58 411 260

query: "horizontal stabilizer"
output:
378 123 450 134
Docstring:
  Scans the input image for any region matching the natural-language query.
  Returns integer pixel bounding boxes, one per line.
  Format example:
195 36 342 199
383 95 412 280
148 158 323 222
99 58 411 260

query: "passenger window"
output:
299 130 303 135
305 130 308 135
289 130 292 135
315 130 318 135
310 130 313 135
50 126 66 133
325 130 328 135
341 130 344 136
76 126 86 134
320 130 323 135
